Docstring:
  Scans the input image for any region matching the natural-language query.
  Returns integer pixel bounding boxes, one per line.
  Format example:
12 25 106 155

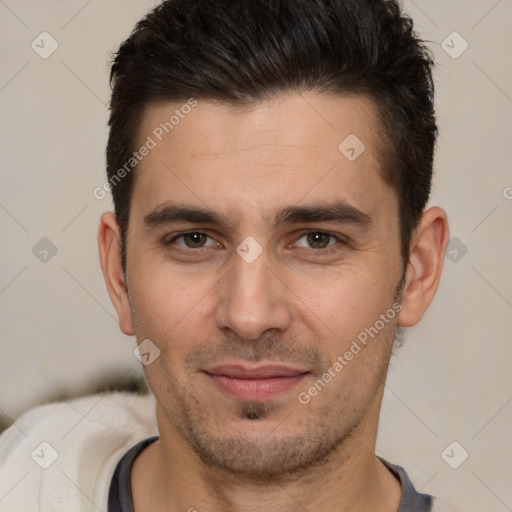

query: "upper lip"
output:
204 363 309 379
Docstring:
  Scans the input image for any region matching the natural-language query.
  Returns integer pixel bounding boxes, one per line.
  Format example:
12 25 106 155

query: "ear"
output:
98 212 134 335
398 207 449 327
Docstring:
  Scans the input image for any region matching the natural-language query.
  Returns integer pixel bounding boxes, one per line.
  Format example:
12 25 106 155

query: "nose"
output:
215 248 293 341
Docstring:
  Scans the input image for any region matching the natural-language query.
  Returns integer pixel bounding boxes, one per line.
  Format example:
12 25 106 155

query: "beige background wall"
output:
1 1 511 510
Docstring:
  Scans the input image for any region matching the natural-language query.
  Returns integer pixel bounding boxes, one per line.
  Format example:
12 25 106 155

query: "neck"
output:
132 392 402 512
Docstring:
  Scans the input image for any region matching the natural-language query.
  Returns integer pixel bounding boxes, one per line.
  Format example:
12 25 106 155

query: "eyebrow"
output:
143 203 221 227
143 200 372 229
274 201 372 228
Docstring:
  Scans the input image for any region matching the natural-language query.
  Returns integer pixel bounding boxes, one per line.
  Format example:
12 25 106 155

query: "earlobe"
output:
97 212 134 335
398 207 449 327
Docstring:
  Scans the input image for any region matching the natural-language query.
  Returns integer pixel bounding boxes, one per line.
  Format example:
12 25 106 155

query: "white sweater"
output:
0 392 157 512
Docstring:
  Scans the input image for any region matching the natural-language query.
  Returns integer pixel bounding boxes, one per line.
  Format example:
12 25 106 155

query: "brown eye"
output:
183 233 208 248
293 232 337 250
305 232 332 249
171 232 216 249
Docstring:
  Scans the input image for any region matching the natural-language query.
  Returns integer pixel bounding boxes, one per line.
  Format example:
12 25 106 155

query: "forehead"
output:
131 92 396 225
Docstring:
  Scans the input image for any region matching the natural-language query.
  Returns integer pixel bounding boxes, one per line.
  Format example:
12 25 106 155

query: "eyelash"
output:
164 230 346 255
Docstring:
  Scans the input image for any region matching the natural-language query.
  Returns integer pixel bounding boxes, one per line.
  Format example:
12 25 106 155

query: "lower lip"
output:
206 373 308 401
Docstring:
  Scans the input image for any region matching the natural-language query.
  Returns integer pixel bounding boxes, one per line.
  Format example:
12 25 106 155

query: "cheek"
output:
289 266 396 346
129 268 214 389
128 259 214 342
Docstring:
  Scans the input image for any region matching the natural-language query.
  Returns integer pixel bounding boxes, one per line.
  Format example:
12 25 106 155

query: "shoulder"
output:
379 457 433 511
431 498 458 511
379 457 456 512
0 392 157 512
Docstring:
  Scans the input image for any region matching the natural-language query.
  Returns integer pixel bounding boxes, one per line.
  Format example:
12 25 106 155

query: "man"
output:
0 0 450 510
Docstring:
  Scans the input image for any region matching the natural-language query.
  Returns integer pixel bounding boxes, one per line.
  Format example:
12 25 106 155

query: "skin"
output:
98 91 449 512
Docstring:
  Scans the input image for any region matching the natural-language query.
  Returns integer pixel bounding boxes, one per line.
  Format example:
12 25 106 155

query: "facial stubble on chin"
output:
154 349 380 481
176 390 364 480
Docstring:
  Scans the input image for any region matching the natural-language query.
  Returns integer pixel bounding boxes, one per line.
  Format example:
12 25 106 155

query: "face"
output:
120 92 405 476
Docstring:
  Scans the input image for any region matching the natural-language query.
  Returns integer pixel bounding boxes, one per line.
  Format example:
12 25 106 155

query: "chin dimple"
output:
240 402 269 420
244 411 261 420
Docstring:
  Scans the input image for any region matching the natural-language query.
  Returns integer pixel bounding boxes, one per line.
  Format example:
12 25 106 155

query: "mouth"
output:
203 363 310 401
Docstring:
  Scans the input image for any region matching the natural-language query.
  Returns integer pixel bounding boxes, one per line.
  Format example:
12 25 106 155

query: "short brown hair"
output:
107 0 437 270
